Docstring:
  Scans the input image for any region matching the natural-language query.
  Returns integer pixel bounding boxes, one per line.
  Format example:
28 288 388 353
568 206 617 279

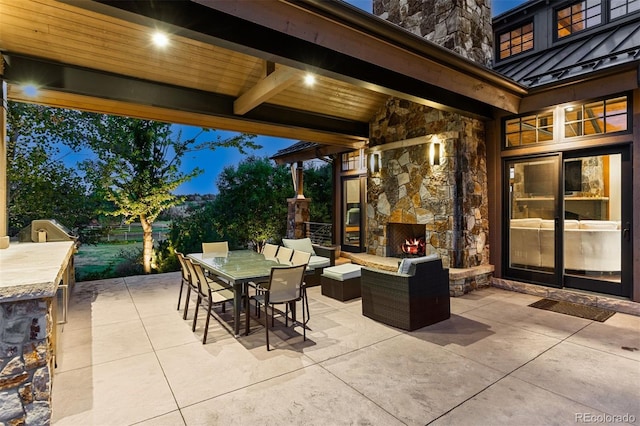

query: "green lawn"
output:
75 241 142 281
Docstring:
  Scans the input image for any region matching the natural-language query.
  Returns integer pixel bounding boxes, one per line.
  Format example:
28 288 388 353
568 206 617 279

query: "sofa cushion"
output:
540 220 555 229
397 254 440 274
282 238 316 255
308 255 330 269
510 218 542 228
564 220 580 229
579 220 619 230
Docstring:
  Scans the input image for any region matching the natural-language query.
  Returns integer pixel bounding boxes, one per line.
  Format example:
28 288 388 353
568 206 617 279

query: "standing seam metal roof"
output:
493 18 640 88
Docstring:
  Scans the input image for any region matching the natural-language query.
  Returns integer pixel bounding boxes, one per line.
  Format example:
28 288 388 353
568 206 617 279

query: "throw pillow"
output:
397 253 439 274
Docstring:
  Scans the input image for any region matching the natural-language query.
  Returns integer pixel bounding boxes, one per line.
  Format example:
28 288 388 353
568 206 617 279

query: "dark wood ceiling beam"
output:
2 54 368 138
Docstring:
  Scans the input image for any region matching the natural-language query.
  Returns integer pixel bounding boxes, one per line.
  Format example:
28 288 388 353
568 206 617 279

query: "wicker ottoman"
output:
321 264 362 301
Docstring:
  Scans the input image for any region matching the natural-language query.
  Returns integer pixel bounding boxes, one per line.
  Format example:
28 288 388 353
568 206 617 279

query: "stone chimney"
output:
373 0 493 66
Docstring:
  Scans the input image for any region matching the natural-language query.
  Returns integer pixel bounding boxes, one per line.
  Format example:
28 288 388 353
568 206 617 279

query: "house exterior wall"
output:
367 98 489 269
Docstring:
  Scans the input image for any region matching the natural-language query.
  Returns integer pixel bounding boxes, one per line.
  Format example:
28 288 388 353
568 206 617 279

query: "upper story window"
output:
557 0 602 39
505 111 554 147
341 150 365 172
610 0 640 19
499 22 534 59
564 96 628 137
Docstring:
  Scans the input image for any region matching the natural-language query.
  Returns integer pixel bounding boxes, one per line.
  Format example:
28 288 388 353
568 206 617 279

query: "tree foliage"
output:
303 163 333 223
5 102 96 235
169 202 225 255
77 116 258 273
210 156 292 250
6 101 260 274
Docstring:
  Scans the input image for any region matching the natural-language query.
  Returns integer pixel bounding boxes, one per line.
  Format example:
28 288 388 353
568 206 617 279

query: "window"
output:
557 0 602 38
564 96 628 138
498 22 534 59
505 112 554 147
341 150 365 171
610 0 640 19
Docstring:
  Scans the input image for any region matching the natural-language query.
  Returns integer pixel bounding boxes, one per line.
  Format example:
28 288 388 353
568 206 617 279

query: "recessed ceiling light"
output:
304 74 316 86
22 84 38 97
152 31 169 47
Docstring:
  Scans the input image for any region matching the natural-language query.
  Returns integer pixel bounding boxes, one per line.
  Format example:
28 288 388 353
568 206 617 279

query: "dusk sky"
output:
60 0 529 195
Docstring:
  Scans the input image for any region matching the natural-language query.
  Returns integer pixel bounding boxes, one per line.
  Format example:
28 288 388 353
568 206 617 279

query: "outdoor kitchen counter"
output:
0 241 75 302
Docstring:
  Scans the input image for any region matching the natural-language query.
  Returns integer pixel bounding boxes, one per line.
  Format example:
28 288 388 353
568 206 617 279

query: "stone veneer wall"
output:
368 98 489 269
373 0 493 66
286 198 311 239
0 299 52 425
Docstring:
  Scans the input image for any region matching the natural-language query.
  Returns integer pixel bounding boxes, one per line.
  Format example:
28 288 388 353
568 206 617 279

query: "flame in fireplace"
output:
402 237 426 256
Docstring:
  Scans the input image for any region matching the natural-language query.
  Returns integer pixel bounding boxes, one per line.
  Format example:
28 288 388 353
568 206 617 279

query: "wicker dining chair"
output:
252 264 308 351
187 258 234 344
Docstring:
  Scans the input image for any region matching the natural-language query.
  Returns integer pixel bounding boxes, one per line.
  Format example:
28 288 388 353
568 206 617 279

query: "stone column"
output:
286 197 311 239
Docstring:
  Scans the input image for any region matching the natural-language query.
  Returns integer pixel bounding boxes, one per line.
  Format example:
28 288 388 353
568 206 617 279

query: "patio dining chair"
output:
276 246 294 264
261 243 279 260
183 257 232 322
175 252 191 312
252 264 308 351
290 250 311 266
202 241 229 255
187 258 235 344
252 250 311 318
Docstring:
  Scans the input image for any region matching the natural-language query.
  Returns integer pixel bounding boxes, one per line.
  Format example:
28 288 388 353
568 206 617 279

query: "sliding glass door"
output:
563 148 632 297
504 146 632 297
505 155 561 286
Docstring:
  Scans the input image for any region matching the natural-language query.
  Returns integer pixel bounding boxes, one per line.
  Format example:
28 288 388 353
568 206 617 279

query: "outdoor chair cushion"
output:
309 255 330 269
322 263 362 281
282 238 316 255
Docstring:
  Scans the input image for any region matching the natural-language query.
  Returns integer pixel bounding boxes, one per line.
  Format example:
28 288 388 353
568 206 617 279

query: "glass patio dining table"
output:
187 250 280 336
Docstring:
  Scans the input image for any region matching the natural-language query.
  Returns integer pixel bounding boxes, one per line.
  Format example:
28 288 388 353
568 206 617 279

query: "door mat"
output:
528 299 615 322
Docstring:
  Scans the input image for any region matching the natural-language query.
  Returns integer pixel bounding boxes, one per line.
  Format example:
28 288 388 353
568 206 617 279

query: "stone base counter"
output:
0 241 75 425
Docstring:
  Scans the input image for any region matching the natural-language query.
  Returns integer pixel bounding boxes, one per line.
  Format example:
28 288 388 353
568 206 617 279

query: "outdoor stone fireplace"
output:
367 99 490 273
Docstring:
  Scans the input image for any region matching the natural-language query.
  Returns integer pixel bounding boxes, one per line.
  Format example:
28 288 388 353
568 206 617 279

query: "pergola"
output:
0 0 526 247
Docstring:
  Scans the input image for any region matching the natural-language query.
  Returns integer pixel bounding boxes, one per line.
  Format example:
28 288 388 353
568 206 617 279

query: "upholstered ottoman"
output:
321 264 362 301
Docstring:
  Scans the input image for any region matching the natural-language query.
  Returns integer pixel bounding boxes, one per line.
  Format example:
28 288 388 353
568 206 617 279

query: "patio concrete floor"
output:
52 272 640 425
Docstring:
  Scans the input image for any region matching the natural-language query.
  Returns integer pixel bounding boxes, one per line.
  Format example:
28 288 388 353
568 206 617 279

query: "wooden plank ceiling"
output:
0 0 524 150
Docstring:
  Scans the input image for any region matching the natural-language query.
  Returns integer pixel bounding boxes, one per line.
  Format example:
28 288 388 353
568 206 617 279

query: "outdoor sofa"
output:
361 254 450 331
282 238 337 286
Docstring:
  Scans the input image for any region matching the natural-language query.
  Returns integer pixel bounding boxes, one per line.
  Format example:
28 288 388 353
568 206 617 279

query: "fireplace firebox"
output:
387 223 426 257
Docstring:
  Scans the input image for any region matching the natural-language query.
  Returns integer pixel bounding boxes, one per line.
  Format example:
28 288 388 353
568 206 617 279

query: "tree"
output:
169 201 224 255
210 156 292 250
5 102 96 236
79 116 259 273
304 163 333 223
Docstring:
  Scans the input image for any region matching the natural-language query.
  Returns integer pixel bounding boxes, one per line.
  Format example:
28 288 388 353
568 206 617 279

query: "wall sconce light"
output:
429 141 441 166
369 152 381 173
